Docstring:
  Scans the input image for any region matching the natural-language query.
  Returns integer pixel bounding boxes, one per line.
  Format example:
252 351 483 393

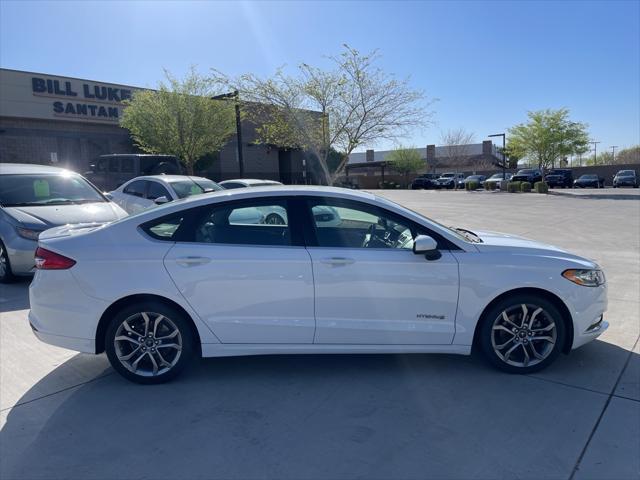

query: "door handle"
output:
320 257 355 266
175 256 211 267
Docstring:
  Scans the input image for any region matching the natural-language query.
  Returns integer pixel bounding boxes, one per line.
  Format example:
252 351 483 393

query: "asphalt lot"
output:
1 188 639 479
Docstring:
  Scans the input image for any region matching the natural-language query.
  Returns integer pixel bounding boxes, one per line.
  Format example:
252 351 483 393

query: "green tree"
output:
386 146 424 186
615 145 640 164
508 109 590 171
214 45 432 184
121 67 236 175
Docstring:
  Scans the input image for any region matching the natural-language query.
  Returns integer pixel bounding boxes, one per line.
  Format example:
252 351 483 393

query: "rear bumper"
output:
29 312 96 353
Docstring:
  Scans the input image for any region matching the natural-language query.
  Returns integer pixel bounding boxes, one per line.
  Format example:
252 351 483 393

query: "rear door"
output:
163 197 315 343
122 180 152 214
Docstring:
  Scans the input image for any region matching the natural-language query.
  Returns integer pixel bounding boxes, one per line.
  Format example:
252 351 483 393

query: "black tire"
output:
0 240 15 284
478 294 566 374
105 301 197 384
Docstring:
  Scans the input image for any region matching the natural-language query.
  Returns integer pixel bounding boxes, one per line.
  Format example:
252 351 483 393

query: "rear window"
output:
0 173 105 206
171 179 222 198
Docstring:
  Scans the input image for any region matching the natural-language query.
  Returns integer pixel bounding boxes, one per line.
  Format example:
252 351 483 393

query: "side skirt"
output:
201 343 472 358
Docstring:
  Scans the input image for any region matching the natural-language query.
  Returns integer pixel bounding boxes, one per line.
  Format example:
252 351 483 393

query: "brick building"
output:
0 68 315 183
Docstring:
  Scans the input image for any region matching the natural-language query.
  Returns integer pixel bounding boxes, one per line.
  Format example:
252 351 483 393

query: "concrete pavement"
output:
1 188 638 479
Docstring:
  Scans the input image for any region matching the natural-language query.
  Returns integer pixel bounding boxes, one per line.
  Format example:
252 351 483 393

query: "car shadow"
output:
0 277 31 313
1 340 638 479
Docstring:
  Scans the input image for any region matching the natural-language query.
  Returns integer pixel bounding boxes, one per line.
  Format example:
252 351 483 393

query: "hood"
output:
473 230 597 267
3 202 128 229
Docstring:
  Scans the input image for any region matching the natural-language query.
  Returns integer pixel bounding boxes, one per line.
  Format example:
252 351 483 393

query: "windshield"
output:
440 173 455 178
489 174 503 179
618 170 635 176
0 173 105 207
517 169 534 174
170 178 222 199
249 182 282 187
580 175 597 179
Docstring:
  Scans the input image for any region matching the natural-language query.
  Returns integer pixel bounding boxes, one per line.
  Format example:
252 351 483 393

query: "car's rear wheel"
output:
105 302 196 384
479 294 566 374
0 240 15 284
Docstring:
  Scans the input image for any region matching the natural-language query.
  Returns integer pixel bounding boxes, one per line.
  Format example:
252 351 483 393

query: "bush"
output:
507 181 522 193
534 181 549 194
485 182 496 190
520 182 532 192
465 181 480 191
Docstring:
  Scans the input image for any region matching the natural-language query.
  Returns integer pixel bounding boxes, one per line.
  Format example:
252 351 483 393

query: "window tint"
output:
308 199 415 250
191 200 291 246
123 180 146 198
121 158 134 173
147 181 170 200
108 158 119 172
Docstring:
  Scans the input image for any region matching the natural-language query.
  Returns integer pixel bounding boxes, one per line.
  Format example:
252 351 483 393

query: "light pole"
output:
590 141 601 165
610 146 618 164
212 90 244 177
488 133 506 179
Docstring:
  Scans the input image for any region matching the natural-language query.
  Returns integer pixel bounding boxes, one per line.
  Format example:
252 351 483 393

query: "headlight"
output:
562 269 605 287
15 227 42 240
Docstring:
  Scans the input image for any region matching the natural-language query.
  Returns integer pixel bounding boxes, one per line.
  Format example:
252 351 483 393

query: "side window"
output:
221 182 243 189
309 199 415 250
121 158 134 173
191 200 291 246
147 181 171 200
123 180 146 198
108 158 119 172
142 214 184 241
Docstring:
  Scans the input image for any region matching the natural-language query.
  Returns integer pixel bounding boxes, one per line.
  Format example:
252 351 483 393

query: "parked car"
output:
545 169 574 188
484 172 513 188
218 179 283 189
574 174 605 188
613 170 638 188
84 154 182 191
0 163 127 282
411 173 440 190
463 175 486 188
30 186 607 383
511 169 543 184
110 175 223 215
435 172 465 189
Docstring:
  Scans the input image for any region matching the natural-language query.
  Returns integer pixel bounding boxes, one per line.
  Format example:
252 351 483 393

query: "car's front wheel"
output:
105 301 196 384
478 294 566 374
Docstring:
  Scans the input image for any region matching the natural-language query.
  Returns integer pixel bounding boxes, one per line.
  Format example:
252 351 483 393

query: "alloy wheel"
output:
490 303 557 368
114 312 183 377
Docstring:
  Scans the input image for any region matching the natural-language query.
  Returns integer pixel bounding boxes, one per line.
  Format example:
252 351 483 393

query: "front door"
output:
163 197 315 344
303 197 459 345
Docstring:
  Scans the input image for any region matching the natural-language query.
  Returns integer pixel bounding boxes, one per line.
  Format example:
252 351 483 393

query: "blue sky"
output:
1 0 638 152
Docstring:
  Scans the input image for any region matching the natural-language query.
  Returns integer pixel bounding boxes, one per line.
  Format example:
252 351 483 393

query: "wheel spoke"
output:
119 346 142 362
530 341 545 360
501 311 519 329
152 315 165 337
141 312 151 336
527 307 543 329
115 335 140 346
122 320 138 336
157 343 181 350
503 343 520 362
148 351 159 375
131 351 148 371
495 337 516 350
532 322 555 332
493 325 515 335
522 343 530 367
155 349 173 368
520 304 529 327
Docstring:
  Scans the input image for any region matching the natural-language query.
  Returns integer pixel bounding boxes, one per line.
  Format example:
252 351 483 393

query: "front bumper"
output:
3 235 38 276
569 282 609 349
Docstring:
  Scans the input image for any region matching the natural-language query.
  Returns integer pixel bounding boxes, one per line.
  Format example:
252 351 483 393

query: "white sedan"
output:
29 187 608 384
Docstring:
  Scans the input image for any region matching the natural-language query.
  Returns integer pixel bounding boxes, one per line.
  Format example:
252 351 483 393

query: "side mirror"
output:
413 234 441 260
103 192 113 201
154 196 170 205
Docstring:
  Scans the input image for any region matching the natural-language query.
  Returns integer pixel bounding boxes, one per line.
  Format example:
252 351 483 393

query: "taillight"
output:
34 247 76 270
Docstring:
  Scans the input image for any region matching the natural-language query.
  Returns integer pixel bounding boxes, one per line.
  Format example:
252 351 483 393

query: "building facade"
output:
0 68 313 183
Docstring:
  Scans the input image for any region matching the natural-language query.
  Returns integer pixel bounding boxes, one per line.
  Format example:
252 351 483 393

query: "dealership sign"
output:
0 68 141 124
